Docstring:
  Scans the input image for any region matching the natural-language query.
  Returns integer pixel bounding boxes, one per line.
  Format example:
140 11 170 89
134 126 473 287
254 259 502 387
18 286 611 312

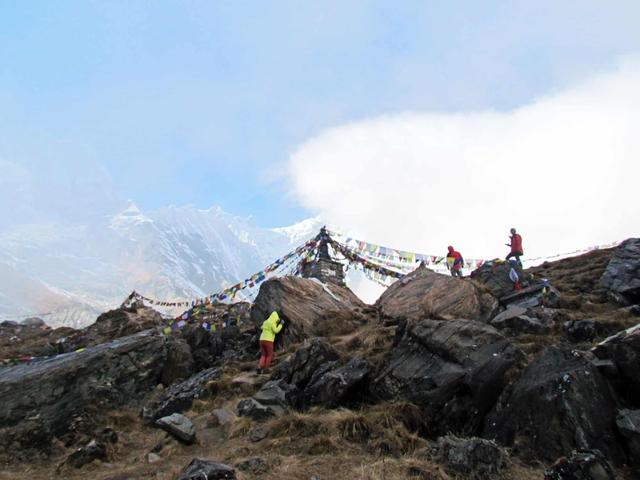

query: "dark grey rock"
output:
180 324 225 371
491 305 550 334
544 449 616 480
600 238 640 304
237 398 285 421
470 261 533 299
177 458 236 480
592 324 640 405
161 339 194 385
62 439 107 469
143 367 219 421
500 283 561 309
253 379 298 407
490 305 527 324
436 436 506 477
483 347 626 464
616 409 640 464
271 338 339 389
589 358 619 378
249 425 267 442
0 330 166 455
156 413 196 444
301 357 370 409
564 320 601 343
371 318 523 437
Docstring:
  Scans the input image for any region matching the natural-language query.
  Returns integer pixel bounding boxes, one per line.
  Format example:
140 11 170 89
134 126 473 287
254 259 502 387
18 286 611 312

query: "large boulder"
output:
143 367 219 421
436 436 506 477
376 265 499 322
0 306 165 362
470 261 532 299
161 338 194 385
156 413 196 444
250 276 365 343
0 330 166 454
600 238 640 304
179 324 225 370
371 318 523 436
81 306 164 345
271 338 340 389
483 347 626 464
592 324 640 405
253 379 298 409
300 357 370 409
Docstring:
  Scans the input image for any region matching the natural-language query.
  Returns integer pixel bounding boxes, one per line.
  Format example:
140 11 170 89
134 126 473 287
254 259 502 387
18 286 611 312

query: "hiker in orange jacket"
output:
446 246 464 278
257 311 284 374
505 228 523 267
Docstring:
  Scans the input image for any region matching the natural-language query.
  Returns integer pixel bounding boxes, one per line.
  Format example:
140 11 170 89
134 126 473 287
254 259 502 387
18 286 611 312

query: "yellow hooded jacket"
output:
259 311 283 342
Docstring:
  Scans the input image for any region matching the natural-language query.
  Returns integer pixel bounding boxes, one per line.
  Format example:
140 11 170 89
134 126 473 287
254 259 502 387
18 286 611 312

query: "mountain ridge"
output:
0 202 321 328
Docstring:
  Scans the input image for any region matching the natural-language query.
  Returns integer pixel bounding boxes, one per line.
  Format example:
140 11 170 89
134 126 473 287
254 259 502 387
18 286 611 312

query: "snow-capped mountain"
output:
0 202 322 328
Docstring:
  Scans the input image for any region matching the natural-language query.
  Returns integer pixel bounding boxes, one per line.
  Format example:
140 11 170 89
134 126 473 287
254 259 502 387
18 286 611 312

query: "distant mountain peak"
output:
1 202 323 328
110 201 153 228
271 217 323 244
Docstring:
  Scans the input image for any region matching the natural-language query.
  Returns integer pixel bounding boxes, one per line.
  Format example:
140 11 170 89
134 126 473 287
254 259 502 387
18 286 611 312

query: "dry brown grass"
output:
263 402 426 459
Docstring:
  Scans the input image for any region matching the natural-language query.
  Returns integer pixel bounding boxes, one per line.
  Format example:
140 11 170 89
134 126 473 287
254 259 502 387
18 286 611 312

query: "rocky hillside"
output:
0 239 639 480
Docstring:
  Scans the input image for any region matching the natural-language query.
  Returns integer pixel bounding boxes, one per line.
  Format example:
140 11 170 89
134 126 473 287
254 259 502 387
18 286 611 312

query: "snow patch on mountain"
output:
0 204 323 328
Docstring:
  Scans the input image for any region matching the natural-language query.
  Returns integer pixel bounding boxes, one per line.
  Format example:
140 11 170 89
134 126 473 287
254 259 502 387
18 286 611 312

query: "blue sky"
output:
2 1 639 227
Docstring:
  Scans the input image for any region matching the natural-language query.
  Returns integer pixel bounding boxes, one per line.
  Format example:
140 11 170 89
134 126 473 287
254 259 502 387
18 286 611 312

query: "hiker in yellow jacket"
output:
258 311 284 374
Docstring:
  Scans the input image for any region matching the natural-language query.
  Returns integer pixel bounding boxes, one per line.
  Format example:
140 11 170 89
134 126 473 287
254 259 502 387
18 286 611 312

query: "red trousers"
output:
259 340 274 369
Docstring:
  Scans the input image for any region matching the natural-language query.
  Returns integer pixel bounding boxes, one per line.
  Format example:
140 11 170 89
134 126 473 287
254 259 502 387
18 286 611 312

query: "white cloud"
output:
287 57 640 264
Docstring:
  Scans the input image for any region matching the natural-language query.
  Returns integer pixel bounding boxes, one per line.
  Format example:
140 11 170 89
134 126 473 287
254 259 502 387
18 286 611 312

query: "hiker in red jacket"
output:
446 246 464 278
505 228 523 267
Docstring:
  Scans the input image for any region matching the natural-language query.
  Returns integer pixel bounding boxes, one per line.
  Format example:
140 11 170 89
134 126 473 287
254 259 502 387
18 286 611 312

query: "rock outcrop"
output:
592 324 640 405
81 306 164 345
376 265 499 322
483 347 626 464
0 330 166 454
490 305 551 334
161 338 195 385
0 306 164 362
250 276 365 343
616 409 640 464
470 261 532 299
300 357 370 409
600 238 640 304
371 318 523 436
271 338 339 388
143 367 219 421
544 450 616 480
